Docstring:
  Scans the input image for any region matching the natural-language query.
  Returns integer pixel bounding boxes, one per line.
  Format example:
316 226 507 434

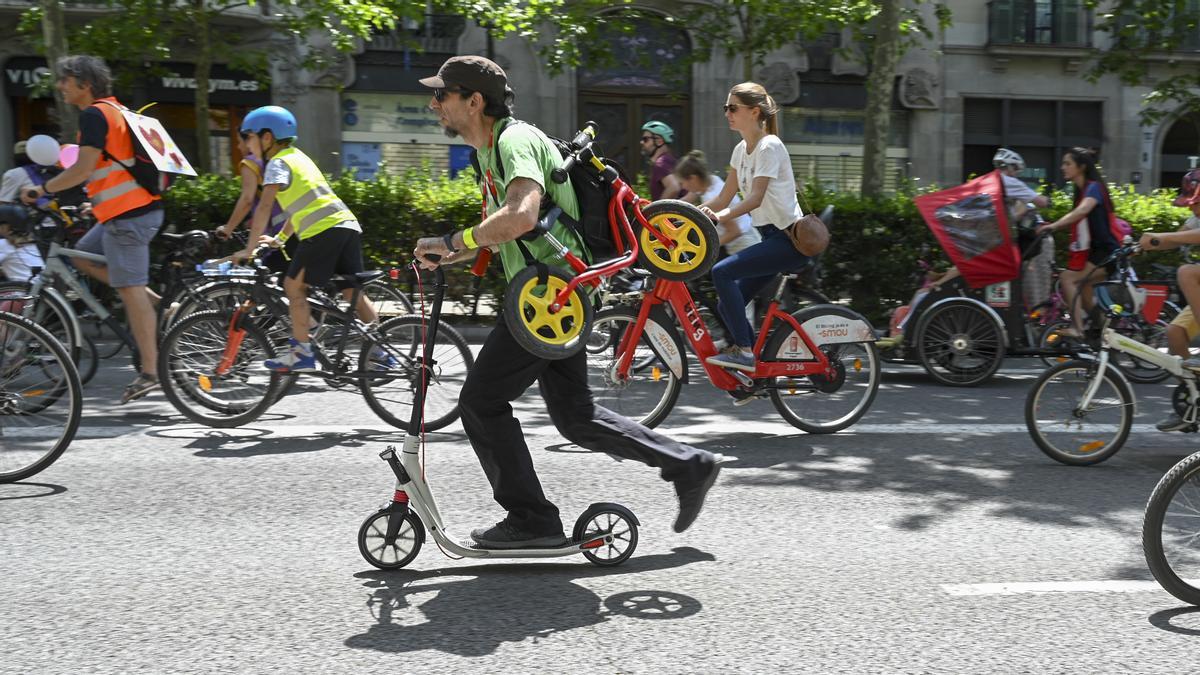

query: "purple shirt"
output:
650 152 680 201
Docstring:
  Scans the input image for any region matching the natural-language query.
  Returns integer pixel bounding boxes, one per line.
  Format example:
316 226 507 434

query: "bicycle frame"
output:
28 241 136 352
614 277 842 392
1078 320 1200 414
539 156 680 313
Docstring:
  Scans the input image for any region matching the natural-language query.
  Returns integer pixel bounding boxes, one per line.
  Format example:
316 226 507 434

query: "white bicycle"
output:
1025 264 1197 466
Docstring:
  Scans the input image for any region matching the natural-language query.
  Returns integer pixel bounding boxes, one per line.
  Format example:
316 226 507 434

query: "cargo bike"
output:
875 171 1173 386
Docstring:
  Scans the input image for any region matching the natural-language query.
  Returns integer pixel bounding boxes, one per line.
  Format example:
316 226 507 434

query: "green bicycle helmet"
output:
641 120 675 144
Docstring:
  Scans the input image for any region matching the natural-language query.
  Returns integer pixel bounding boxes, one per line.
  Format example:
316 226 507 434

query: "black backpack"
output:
95 100 175 196
469 119 624 262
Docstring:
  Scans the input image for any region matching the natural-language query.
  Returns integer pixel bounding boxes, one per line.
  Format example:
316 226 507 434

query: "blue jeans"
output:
710 225 810 348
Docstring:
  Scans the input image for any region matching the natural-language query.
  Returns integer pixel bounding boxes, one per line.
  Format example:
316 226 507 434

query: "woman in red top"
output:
1037 147 1120 336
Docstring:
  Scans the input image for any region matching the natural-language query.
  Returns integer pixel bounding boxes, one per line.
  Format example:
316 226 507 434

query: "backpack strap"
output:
21 165 45 187
92 99 137 170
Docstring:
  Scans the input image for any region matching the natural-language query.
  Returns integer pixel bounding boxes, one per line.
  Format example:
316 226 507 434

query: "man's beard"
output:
442 125 460 139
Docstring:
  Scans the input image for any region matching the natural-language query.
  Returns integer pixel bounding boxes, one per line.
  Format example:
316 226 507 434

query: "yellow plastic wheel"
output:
636 199 719 281
503 265 594 360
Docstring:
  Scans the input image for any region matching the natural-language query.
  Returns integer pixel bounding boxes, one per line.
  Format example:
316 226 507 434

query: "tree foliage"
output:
1088 0 1200 126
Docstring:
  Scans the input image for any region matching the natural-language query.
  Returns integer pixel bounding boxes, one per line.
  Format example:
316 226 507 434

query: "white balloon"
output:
26 134 61 166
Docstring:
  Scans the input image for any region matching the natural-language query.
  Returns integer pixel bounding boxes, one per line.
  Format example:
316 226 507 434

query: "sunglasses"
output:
640 136 655 142
433 87 473 102
722 104 743 113
239 131 253 140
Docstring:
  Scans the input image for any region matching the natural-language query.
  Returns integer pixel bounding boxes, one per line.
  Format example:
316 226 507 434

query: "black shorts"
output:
264 237 299 275
287 227 364 288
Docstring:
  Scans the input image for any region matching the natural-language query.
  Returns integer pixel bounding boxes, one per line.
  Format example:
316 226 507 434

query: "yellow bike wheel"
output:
503 265 594 360
636 199 720 281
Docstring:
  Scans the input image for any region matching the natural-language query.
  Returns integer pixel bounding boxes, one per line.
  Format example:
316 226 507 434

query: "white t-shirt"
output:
702 176 759 254
1001 174 1039 203
730 134 803 229
0 240 43 282
0 166 36 203
263 158 361 233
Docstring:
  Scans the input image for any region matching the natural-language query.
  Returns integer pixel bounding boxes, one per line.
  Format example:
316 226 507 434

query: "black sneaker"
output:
672 455 723 533
1156 414 1192 433
470 521 566 549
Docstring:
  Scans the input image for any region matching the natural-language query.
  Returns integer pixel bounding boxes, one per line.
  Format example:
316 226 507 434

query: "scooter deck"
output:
451 533 611 558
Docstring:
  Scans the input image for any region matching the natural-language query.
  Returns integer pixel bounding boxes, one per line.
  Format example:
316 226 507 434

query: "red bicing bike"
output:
589 268 882 433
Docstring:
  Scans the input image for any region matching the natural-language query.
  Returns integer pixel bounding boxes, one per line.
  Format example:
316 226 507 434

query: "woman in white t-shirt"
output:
675 150 760 255
698 82 806 374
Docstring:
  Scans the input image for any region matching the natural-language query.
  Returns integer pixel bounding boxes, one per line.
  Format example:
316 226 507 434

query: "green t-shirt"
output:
476 118 586 281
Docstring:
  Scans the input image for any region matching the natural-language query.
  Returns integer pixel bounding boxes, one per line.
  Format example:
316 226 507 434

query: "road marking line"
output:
941 580 1183 596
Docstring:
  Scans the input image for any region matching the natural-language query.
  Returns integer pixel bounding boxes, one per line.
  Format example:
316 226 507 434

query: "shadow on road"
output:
142 426 406 457
344 546 713 656
1148 606 1200 635
0 481 67 501
689 428 1195 538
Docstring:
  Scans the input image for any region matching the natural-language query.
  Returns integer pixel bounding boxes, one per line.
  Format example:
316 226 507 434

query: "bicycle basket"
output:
1093 281 1144 317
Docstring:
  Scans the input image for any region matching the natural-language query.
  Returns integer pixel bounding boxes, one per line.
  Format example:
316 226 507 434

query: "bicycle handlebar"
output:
551 121 598 184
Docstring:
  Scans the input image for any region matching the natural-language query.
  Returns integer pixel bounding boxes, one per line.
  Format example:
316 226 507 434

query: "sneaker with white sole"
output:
705 346 756 373
1156 414 1193 432
264 339 318 372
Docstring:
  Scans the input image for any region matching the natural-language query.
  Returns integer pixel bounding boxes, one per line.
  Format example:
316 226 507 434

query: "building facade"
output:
4 0 1198 194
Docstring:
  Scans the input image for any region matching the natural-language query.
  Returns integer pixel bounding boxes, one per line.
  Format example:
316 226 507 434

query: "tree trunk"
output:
193 1 213 173
39 0 77 141
860 0 903 197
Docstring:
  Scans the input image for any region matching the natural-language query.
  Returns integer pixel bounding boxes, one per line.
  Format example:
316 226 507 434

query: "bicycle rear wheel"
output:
586 307 681 429
1144 451 1200 605
1024 359 1133 466
360 315 473 432
0 311 83 483
159 309 286 427
361 278 413 319
763 306 880 433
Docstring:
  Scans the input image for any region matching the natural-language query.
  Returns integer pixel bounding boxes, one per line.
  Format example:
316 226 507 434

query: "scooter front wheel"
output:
573 503 639 567
358 508 425 570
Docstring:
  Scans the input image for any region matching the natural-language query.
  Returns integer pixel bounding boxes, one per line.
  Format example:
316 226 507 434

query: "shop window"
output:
781 109 909 147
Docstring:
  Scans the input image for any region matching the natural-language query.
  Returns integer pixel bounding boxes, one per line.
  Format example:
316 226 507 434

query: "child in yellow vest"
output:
234 105 378 371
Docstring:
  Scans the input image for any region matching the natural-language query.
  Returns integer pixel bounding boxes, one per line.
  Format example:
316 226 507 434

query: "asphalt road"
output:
3 347 1200 673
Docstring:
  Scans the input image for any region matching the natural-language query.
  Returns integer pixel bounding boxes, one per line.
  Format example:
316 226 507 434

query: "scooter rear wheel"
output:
573 503 639 567
358 508 425 570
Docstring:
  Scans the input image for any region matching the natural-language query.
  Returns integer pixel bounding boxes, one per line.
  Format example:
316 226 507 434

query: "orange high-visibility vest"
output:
85 97 158 223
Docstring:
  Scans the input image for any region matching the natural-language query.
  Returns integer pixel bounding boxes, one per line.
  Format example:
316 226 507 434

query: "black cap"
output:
420 56 508 103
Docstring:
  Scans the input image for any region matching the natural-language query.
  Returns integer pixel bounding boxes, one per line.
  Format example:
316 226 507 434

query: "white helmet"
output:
992 148 1025 172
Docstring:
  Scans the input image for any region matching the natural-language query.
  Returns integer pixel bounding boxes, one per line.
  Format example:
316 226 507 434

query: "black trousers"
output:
459 317 714 536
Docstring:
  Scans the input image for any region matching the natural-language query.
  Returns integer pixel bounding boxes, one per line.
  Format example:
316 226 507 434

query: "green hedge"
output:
162 170 1193 323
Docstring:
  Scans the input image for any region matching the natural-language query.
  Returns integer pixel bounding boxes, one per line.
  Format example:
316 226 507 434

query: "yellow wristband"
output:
462 226 478 250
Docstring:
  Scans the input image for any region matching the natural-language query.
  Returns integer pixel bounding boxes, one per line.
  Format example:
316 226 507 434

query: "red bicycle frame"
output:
612 279 838 392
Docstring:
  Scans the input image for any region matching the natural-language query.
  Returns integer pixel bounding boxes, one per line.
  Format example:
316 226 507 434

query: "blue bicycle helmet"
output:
241 106 297 141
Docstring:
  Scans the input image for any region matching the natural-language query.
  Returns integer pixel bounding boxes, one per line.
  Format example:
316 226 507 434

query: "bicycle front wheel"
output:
0 311 83 483
159 309 286 427
1144 451 1200 606
763 306 880 433
586 307 682 429
1024 359 1133 466
360 315 473 432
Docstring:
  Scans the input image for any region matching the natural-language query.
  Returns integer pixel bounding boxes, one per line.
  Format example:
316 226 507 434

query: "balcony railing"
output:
988 0 1092 48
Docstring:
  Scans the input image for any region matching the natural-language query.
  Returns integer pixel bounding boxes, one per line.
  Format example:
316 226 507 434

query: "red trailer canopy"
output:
914 170 1019 289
